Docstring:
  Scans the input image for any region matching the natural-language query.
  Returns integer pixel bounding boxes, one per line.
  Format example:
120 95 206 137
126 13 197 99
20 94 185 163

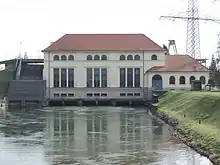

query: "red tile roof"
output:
42 34 163 52
149 55 209 72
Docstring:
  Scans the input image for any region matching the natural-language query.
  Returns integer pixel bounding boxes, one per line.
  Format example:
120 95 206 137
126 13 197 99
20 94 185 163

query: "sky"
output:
0 0 219 63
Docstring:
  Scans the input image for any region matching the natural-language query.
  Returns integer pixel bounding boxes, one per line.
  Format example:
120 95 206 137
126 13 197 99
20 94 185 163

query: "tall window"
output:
120 68 126 87
94 68 100 87
120 55 125 60
200 76 206 84
169 76 175 84
179 76 185 84
189 76 195 84
101 68 107 87
127 68 133 87
87 68 93 87
68 68 74 87
134 68 140 87
61 68 67 87
53 68 59 87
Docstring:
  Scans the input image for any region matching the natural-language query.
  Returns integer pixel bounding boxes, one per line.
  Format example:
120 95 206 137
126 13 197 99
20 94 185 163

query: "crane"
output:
160 0 220 63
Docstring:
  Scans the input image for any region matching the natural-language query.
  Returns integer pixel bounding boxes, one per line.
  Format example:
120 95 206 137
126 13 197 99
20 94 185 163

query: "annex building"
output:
42 34 209 100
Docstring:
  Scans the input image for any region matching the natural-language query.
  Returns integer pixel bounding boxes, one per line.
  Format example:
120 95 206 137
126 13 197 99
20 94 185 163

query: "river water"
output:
0 106 212 165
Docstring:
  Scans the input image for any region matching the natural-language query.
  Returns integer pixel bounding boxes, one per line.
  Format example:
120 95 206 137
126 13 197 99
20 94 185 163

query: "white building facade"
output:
42 34 209 100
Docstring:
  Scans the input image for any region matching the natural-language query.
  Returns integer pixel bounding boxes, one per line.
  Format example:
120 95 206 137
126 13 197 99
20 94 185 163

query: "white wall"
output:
43 50 165 88
146 71 209 90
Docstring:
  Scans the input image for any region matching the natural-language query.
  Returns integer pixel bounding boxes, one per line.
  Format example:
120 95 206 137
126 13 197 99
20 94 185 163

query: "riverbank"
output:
150 91 220 165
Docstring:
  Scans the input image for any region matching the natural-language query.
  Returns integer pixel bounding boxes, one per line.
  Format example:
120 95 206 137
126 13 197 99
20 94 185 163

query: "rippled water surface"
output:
0 106 212 165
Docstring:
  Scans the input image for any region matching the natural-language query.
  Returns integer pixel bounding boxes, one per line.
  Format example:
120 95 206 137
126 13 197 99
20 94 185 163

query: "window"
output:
127 68 133 87
87 93 93 97
101 93 107 96
87 55 92 60
120 68 126 87
127 55 133 60
53 55 59 61
101 55 107 60
53 68 59 87
134 55 140 60
68 55 74 60
120 55 125 60
189 76 196 84
151 54 157 60
68 68 74 87
94 93 100 96
200 76 206 84
94 68 100 87
61 93 67 97
53 93 59 97
101 68 107 87
127 93 133 96
94 55 100 60
120 93 126 96
61 68 67 87
134 68 140 87
169 76 175 84
87 68 93 87
179 76 185 84
61 55 67 60
68 93 74 97
134 93 140 96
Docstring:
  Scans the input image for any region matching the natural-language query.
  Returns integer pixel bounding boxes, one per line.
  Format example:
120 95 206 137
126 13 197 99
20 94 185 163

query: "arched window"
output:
151 54 157 60
94 55 100 60
53 55 59 61
61 55 67 60
152 74 163 90
200 76 206 84
87 55 92 60
101 55 107 60
127 55 133 60
68 55 74 60
169 76 175 84
120 55 125 60
134 55 140 60
179 76 185 84
189 76 196 84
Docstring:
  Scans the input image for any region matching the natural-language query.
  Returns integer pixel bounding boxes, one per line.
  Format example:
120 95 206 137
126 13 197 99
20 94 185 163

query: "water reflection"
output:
0 106 212 165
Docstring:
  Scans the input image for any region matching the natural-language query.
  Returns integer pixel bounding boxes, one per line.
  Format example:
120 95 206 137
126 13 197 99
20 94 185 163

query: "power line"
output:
160 0 220 61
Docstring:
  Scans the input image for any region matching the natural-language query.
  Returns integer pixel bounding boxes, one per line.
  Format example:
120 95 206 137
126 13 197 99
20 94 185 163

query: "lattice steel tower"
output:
186 0 201 59
160 0 220 60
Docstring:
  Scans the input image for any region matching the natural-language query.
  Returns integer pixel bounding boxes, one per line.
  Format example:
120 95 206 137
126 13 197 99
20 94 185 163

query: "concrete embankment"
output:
149 91 220 165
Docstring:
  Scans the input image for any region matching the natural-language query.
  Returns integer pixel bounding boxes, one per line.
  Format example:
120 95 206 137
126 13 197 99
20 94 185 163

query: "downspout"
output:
142 51 145 100
48 51 51 100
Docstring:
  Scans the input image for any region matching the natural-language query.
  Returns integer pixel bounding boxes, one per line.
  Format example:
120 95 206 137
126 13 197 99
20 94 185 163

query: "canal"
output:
0 106 212 165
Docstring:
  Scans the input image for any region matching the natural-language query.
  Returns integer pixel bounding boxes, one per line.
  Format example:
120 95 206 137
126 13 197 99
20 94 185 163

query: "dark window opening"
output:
68 68 74 87
61 68 67 87
53 68 59 87
87 68 93 87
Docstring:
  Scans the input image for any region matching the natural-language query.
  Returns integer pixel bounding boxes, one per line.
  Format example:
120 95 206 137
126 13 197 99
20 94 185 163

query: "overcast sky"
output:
0 0 219 62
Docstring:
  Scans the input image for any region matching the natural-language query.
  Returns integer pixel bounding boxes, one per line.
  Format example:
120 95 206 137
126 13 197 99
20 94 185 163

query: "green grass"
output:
156 91 220 157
